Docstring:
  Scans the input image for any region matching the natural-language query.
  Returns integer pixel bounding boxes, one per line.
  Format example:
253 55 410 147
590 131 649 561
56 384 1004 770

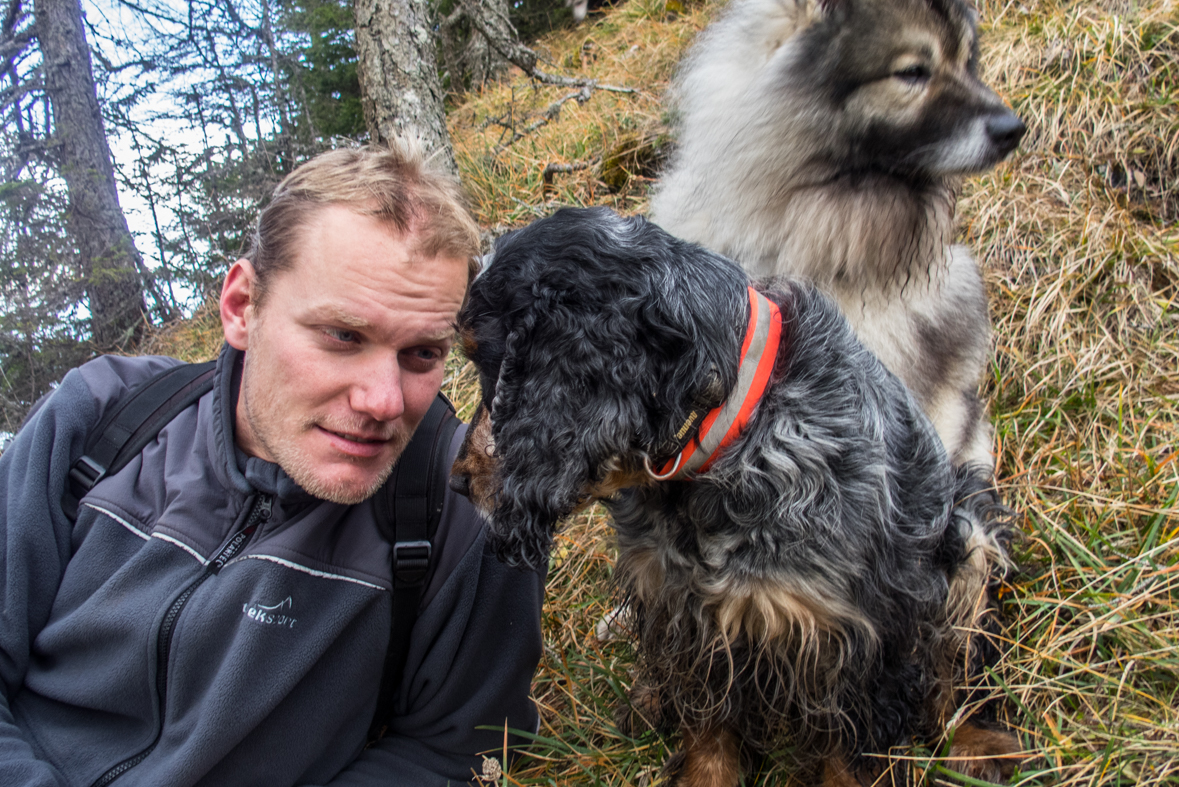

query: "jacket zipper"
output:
90 493 274 787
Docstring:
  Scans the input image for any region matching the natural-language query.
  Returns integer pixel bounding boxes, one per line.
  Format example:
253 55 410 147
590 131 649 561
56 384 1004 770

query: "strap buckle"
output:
69 455 107 493
392 540 432 587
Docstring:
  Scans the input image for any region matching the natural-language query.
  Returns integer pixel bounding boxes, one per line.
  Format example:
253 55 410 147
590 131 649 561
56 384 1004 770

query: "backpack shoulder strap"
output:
65 361 217 520
60 361 465 742
367 391 462 743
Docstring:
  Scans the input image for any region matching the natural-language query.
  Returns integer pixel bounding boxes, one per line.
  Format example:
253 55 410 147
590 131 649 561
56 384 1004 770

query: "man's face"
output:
220 204 469 504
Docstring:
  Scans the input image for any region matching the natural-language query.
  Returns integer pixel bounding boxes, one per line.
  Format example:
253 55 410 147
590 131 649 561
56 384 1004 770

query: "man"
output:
0 143 544 786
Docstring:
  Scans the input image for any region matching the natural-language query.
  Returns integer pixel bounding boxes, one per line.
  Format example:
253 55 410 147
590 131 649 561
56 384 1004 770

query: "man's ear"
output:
220 259 257 350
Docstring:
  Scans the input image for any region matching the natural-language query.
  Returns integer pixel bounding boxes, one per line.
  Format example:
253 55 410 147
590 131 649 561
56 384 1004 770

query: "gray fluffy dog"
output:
451 208 1022 787
650 0 1025 474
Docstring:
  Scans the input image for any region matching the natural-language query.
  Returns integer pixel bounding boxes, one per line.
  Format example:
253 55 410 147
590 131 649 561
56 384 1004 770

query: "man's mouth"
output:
327 429 389 444
318 425 394 458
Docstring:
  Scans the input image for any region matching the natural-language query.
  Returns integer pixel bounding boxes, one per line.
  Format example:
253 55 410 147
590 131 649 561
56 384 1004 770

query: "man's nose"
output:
350 359 405 422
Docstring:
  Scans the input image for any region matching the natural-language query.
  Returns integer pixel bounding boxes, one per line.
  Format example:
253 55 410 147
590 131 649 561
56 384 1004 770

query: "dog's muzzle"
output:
448 473 471 497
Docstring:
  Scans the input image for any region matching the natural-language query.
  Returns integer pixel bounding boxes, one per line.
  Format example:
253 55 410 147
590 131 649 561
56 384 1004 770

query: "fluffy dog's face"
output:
449 207 747 568
783 0 1025 179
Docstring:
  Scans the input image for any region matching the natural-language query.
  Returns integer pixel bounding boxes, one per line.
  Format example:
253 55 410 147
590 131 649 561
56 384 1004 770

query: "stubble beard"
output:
241 358 412 505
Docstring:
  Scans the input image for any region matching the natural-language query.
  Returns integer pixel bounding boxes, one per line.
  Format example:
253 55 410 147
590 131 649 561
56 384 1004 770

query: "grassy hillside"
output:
444 0 1179 784
156 0 1179 783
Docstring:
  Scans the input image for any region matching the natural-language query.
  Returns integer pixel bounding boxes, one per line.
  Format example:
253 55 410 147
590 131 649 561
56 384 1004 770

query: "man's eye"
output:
401 347 444 369
325 328 359 344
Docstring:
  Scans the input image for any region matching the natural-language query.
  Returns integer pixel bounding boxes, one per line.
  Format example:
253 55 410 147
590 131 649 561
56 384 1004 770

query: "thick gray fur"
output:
650 0 1026 473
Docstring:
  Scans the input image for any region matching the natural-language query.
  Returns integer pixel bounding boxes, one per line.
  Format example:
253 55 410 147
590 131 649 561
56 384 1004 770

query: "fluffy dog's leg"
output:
937 474 1022 781
945 723 1023 782
665 726 742 787
946 478 1014 630
820 756 867 787
595 603 634 642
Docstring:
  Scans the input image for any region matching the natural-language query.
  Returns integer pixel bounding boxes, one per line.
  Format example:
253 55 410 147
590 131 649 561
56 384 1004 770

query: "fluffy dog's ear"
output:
813 0 848 21
484 311 647 570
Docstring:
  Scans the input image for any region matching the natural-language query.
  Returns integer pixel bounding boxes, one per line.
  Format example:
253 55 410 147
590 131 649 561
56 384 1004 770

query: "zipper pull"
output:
252 495 274 524
210 494 273 573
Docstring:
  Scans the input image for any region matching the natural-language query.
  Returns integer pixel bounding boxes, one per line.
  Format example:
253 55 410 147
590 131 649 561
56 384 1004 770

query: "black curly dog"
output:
450 207 1023 787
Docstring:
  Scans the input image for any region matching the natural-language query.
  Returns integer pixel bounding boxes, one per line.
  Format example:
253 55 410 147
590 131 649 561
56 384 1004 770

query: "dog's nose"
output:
449 473 471 498
986 113 1026 157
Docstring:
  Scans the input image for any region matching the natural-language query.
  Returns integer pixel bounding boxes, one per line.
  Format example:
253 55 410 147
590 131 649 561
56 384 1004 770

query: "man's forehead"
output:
297 203 413 248
289 205 468 273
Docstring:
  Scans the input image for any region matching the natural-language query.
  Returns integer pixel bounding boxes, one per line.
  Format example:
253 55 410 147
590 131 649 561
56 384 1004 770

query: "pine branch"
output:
0 74 40 113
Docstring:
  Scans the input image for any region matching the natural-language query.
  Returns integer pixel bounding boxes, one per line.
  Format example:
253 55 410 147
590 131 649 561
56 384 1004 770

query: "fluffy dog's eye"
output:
893 64 931 83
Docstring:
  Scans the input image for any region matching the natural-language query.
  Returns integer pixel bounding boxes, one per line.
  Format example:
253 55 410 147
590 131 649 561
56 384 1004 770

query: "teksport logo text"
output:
242 596 297 629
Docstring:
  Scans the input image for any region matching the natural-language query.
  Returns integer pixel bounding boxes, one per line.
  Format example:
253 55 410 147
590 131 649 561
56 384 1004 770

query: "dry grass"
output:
138 298 225 362
960 1 1179 784
449 0 705 230
147 0 1179 783
443 0 1179 784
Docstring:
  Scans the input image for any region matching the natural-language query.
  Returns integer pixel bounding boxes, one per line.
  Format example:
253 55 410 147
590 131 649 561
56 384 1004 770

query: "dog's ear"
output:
812 0 849 21
483 305 648 570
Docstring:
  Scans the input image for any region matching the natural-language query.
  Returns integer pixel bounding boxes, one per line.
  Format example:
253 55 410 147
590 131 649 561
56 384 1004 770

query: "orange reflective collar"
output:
648 287 783 480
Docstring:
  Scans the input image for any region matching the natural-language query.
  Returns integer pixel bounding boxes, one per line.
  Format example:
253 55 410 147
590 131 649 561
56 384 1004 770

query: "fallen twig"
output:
542 159 594 183
494 87 593 153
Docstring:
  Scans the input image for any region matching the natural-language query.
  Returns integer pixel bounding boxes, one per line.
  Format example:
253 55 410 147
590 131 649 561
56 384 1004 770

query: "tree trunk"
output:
354 0 456 175
34 0 147 350
439 0 509 93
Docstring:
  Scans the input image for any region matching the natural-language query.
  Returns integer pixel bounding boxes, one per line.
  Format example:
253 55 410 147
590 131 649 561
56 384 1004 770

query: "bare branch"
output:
458 0 634 94
544 157 594 186
2 0 25 37
111 0 185 27
0 24 32 60
0 72 40 111
0 23 34 81
494 86 592 153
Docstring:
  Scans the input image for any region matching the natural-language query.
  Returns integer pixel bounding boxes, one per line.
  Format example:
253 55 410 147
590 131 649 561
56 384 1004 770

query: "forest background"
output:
1 0 1177 784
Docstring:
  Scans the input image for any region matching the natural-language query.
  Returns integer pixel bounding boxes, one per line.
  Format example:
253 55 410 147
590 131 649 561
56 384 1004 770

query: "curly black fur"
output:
455 206 1016 781
461 209 749 567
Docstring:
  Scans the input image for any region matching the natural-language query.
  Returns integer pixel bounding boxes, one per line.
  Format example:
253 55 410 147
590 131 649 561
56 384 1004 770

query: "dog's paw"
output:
615 682 662 737
595 603 634 642
658 750 687 785
613 701 638 737
663 726 743 787
820 757 869 787
946 723 1023 783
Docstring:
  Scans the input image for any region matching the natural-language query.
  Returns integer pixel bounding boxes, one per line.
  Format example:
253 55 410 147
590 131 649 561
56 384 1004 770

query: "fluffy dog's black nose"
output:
449 473 471 497
986 113 1026 157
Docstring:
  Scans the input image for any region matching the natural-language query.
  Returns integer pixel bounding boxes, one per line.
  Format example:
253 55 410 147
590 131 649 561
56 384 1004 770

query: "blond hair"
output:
245 141 481 302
